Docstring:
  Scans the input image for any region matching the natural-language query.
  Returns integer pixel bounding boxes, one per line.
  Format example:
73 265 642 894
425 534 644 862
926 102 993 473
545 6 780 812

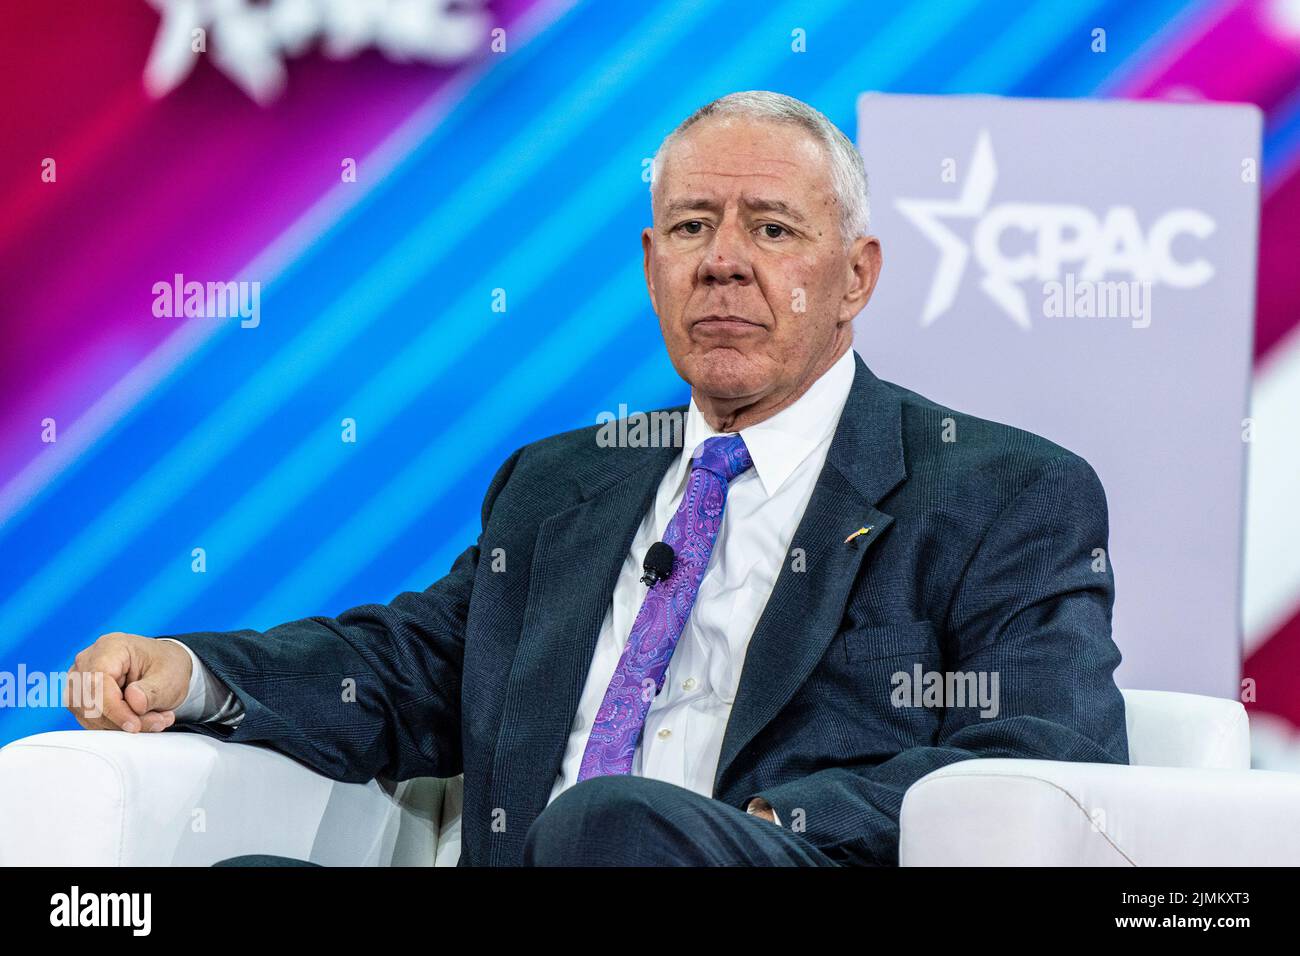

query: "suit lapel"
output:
714 352 907 795
487 437 680 864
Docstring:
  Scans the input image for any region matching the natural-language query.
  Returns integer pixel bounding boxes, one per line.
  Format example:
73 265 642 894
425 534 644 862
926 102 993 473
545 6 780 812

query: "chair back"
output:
1122 688 1249 769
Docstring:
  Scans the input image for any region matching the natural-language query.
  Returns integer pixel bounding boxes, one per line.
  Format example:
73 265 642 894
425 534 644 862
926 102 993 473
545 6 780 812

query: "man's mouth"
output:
691 315 765 334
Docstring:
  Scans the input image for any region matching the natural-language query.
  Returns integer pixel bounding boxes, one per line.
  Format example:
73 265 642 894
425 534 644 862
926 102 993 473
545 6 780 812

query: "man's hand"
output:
64 632 192 733
746 797 778 824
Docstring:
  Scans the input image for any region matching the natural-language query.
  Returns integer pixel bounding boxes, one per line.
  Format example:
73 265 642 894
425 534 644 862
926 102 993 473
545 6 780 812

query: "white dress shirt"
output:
167 347 857 819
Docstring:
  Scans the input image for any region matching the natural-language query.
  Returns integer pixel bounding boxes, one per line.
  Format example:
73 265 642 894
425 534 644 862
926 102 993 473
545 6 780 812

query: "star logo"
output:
894 130 1034 329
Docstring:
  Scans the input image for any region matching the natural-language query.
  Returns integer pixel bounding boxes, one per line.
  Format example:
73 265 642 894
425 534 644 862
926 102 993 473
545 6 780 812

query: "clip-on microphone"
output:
640 541 675 587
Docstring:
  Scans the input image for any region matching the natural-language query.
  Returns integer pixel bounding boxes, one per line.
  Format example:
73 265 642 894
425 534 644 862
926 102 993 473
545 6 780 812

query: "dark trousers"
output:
215 775 840 867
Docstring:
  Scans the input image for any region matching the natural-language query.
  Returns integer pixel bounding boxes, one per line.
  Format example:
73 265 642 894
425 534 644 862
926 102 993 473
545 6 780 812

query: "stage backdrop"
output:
3 0 1300 761
855 93 1260 700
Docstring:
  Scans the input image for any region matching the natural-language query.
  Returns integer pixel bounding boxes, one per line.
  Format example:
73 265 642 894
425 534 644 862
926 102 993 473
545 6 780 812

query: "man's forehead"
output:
656 118 834 210
668 120 823 174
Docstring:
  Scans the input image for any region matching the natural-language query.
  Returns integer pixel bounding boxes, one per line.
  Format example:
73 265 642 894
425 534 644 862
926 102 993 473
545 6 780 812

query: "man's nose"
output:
697 220 754 285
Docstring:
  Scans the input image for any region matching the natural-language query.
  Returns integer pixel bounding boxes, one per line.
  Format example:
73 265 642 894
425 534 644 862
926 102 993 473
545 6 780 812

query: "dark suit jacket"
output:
170 351 1128 865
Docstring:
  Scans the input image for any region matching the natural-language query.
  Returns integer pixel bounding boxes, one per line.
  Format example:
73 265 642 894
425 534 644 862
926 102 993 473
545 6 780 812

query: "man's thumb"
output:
124 672 176 715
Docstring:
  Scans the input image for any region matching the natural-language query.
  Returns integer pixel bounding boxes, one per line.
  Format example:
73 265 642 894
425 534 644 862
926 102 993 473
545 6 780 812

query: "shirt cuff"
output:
157 638 243 726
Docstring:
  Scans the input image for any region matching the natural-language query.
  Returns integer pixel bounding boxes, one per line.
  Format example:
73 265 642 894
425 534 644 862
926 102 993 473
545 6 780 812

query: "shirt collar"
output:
677 346 857 498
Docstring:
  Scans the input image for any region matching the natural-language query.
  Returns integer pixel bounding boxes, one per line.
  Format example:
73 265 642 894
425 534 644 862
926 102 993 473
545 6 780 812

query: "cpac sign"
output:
144 0 489 104
895 131 1216 329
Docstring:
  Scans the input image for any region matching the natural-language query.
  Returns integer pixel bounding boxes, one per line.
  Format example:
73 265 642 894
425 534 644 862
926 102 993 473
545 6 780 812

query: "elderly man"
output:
66 91 1128 867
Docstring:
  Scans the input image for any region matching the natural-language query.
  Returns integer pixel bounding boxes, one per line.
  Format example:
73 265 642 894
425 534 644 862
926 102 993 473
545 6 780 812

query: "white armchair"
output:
1 689 1296 866
0 727 457 867
900 689 1300 865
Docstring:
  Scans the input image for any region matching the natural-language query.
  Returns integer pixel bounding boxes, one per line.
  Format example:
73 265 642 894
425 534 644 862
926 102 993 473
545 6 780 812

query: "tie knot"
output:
691 434 753 484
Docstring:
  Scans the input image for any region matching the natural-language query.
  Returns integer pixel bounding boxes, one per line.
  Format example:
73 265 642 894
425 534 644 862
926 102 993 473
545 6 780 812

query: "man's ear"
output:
841 234 883 321
642 227 658 314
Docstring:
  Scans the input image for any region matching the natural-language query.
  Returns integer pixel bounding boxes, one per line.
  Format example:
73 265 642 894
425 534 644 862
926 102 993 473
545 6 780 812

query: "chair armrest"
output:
0 731 443 866
899 758 1300 866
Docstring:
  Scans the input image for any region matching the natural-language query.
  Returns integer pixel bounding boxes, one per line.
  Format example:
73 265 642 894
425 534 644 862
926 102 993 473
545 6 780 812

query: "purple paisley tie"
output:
577 433 754 781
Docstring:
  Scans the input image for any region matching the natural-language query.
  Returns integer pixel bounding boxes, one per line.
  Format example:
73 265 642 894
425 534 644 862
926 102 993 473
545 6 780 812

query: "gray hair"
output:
649 90 870 244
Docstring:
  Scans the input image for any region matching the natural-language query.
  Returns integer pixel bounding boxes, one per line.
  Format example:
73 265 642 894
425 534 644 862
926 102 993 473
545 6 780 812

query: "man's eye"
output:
677 221 705 235
760 223 788 239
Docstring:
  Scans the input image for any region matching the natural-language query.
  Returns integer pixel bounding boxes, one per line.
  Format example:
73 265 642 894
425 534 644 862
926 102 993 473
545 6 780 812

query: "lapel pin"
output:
844 526 873 545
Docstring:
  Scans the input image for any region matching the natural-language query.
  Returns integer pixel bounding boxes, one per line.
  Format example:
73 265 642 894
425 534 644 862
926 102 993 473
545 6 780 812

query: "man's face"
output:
643 117 881 409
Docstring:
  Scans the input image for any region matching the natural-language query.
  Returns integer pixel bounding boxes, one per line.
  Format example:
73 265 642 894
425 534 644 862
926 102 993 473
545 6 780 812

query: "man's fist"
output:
64 632 193 733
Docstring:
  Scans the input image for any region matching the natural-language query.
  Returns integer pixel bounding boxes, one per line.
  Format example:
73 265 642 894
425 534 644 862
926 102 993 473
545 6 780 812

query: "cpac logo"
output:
895 131 1216 329
144 0 489 104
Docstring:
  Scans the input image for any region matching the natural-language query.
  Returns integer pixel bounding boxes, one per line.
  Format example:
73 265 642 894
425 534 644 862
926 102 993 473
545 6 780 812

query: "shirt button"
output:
657 728 672 739
681 678 697 691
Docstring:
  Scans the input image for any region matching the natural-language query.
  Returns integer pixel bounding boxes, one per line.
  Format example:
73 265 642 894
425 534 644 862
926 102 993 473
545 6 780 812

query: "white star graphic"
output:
894 130 1031 330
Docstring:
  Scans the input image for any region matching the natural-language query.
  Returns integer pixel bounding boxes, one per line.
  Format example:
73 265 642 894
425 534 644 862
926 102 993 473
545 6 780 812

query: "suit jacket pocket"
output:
842 620 939 664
